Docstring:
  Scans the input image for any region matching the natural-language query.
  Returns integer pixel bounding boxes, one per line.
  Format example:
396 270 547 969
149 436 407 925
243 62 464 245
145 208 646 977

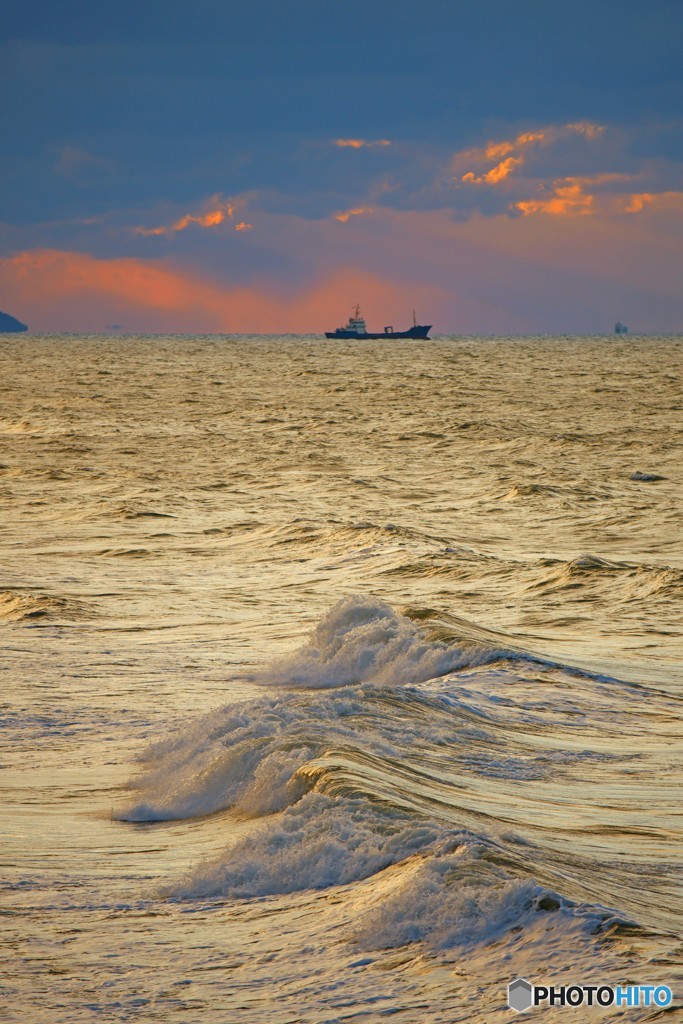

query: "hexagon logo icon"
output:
508 978 533 1013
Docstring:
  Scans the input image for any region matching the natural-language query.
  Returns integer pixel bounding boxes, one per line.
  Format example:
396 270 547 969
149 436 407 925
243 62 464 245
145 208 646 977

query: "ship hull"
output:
324 325 432 340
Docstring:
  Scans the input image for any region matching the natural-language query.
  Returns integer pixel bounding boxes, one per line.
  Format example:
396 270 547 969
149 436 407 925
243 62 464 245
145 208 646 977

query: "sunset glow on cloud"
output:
625 193 656 213
2 3 682 333
333 139 391 149
4 110 682 333
456 122 605 190
133 199 237 237
5 167 683 335
622 191 683 213
515 179 595 216
513 174 678 218
479 132 547 163
2 1 679 339
462 156 524 185
334 207 374 223
0 249 442 334
456 128 548 183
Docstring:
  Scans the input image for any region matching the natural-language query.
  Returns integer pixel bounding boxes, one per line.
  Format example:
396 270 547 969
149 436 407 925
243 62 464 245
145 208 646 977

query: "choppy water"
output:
1 334 682 1023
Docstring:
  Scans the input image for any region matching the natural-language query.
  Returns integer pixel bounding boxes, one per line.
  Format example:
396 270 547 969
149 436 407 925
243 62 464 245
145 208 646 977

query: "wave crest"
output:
0 589 91 622
252 596 510 690
168 794 449 899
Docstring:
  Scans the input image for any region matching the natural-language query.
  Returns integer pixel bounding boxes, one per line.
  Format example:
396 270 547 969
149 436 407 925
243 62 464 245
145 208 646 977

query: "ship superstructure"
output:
325 305 431 340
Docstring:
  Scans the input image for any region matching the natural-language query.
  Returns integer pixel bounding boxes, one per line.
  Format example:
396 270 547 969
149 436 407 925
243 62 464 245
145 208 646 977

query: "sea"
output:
1 333 681 1023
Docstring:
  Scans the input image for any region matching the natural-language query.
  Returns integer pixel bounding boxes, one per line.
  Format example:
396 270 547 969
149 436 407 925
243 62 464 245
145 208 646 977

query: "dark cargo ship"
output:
325 305 431 339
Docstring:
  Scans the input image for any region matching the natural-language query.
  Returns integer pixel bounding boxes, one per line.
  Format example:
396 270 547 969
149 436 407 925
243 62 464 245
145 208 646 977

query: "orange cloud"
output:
333 138 391 149
622 191 683 214
485 156 524 184
456 122 604 187
515 179 594 216
515 131 547 146
334 207 374 223
234 221 253 232
480 133 545 163
514 173 652 217
458 130 547 184
624 193 655 213
483 141 514 161
463 156 524 185
133 198 236 237
0 249 442 334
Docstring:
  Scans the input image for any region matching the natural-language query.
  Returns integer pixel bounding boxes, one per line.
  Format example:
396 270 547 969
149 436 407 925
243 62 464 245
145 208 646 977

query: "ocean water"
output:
1 333 681 1023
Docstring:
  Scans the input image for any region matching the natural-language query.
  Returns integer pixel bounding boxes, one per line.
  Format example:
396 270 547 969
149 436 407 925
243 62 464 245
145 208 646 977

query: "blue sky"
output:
2 0 682 332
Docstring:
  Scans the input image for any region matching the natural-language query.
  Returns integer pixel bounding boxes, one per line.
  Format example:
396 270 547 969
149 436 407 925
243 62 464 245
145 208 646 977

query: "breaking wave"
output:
116 595 680 944
115 596 615 825
250 595 523 689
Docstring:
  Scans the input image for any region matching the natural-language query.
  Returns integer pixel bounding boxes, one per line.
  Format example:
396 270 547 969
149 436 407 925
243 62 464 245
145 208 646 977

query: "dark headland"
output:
0 311 28 332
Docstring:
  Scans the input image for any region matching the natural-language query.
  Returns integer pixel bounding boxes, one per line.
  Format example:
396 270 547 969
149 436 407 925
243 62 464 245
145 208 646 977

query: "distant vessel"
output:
614 321 629 334
325 305 431 340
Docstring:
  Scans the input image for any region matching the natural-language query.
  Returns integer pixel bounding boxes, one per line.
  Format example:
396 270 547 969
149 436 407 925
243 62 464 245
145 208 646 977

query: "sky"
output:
1 0 683 334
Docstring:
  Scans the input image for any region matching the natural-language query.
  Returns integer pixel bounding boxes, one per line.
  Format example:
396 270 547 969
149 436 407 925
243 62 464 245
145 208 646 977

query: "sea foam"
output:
252 595 510 689
116 597 519 823
168 793 449 899
166 789 587 961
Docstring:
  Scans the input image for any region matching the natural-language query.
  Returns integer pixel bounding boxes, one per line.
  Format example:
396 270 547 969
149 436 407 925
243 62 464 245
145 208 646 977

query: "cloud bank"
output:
2 117 683 333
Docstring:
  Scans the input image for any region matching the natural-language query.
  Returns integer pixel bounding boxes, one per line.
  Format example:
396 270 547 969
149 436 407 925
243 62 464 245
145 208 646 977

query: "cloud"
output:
133 197 236 237
334 207 374 223
462 156 524 185
514 173 672 218
456 122 604 188
333 139 391 149
480 132 546 163
623 190 683 213
448 122 675 221
456 128 547 184
624 192 655 213
566 122 605 140
4 175 683 335
5 114 683 333
515 178 595 216
240 198 683 332
0 249 443 333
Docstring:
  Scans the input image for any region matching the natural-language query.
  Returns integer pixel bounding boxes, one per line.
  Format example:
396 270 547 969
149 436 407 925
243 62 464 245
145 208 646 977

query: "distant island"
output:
0 311 28 333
